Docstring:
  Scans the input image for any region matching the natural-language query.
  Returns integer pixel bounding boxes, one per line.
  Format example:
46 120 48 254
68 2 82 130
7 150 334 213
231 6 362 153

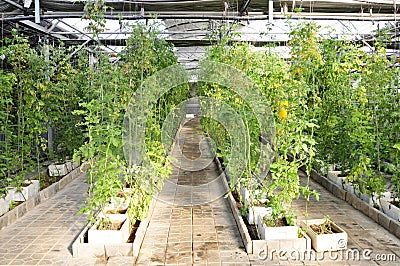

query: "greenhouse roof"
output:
0 0 399 63
0 0 400 46
0 1 398 17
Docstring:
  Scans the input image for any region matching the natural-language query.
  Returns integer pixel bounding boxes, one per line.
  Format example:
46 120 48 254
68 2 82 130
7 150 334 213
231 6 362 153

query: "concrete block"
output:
105 243 133 256
310 170 322 184
25 197 35 210
75 243 106 258
279 238 298 251
347 193 363 211
378 212 391 231
289 236 311 252
58 177 68 190
368 205 380 223
245 241 253 255
319 177 329 190
0 212 9 229
252 240 267 256
34 195 40 205
16 202 27 219
389 220 400 239
39 187 50 202
352 197 363 210
338 189 347 201
345 191 355 203
54 182 60 194
7 208 18 226
359 201 371 217
70 169 77 179
325 182 334 194
68 173 75 182
331 185 346 201
265 239 280 251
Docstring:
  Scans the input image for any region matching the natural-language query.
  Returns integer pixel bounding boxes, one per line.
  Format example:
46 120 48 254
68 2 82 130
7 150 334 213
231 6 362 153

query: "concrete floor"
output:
136 117 249 265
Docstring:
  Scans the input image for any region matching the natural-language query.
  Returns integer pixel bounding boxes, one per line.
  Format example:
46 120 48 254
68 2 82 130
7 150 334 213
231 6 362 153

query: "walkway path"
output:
136 114 250 265
289 171 400 266
0 174 94 265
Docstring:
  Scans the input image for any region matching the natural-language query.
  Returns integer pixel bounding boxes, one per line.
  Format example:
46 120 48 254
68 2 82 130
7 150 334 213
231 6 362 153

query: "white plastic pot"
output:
8 180 39 201
245 206 272 225
301 219 348 252
257 215 299 240
88 213 131 244
48 162 69 176
380 198 400 221
0 193 11 216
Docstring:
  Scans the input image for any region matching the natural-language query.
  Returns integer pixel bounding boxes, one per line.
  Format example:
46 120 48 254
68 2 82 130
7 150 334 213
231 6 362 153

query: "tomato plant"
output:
74 21 189 223
198 27 319 225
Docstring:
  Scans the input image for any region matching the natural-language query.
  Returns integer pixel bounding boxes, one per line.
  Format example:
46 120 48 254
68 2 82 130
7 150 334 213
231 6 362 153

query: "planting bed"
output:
72 198 156 259
309 168 400 239
214 157 312 254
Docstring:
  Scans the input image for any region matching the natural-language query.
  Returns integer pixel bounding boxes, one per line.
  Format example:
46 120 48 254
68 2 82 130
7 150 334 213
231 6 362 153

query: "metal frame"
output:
0 0 399 50
1 0 24 11
1 10 399 21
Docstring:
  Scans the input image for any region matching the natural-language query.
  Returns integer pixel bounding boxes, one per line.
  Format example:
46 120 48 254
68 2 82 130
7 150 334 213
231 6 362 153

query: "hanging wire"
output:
394 0 399 60
1 13 3 69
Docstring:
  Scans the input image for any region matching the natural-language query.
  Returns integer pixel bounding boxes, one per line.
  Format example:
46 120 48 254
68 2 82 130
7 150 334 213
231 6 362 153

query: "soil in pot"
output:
40 174 62 190
243 216 260 240
231 189 260 240
218 156 225 169
21 180 32 187
231 189 244 209
127 220 140 243
309 219 338 235
264 217 291 227
9 201 24 211
390 200 400 208
97 219 123 230
104 208 127 214
53 162 66 165
82 220 140 243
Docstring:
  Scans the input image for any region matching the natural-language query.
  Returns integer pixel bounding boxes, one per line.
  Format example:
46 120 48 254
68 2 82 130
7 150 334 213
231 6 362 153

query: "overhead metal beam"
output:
0 0 398 16
164 20 210 30
1 12 399 22
19 20 69 41
46 19 59 33
2 0 24 11
23 0 32 9
239 0 253 14
58 36 398 49
34 0 40 24
57 19 92 40
339 20 374 51
60 38 281 47
57 19 118 53
268 0 273 23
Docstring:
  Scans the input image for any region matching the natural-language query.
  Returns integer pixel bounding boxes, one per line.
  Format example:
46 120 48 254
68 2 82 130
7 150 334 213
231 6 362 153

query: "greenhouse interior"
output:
0 0 400 265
